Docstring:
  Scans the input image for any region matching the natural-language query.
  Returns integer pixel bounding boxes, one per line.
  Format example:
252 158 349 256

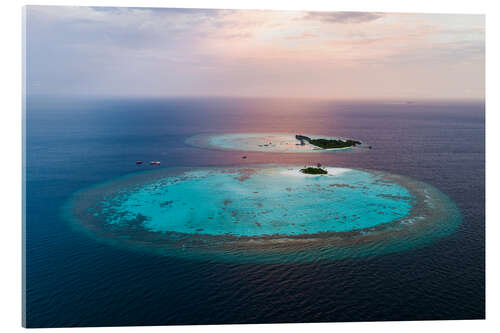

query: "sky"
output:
25 6 485 100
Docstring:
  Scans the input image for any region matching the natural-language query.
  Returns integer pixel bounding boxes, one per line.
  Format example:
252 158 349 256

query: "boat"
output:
149 161 161 165
136 161 143 165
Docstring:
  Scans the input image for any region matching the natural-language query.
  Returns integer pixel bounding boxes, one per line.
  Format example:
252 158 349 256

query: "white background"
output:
0 0 497 332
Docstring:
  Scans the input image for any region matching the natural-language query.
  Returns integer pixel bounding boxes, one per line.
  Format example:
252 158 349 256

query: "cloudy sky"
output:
25 6 485 100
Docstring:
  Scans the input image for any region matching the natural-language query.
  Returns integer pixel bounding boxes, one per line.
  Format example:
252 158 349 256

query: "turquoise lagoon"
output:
68 165 461 262
186 133 363 153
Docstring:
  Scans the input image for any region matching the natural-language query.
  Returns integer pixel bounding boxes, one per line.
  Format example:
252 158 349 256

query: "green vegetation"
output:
300 167 328 175
295 134 361 149
308 138 361 149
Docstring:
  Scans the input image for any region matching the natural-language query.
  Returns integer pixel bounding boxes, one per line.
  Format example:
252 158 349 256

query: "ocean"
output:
24 96 485 327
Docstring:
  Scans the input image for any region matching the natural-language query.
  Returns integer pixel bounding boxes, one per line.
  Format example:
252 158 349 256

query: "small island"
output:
186 133 365 153
300 165 328 175
296 135 361 149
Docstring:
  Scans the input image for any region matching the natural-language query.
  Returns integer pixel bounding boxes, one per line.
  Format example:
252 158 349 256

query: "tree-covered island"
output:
300 164 328 175
296 135 361 149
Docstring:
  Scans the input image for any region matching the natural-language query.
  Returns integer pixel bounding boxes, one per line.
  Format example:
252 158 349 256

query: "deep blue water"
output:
24 96 485 327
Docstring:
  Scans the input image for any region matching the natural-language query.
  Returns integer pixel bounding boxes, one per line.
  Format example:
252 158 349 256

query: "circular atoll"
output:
185 133 365 153
66 165 461 263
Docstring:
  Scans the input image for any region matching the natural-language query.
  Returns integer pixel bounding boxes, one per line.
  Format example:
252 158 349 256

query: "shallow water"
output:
68 165 461 263
93 167 415 236
25 97 485 326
